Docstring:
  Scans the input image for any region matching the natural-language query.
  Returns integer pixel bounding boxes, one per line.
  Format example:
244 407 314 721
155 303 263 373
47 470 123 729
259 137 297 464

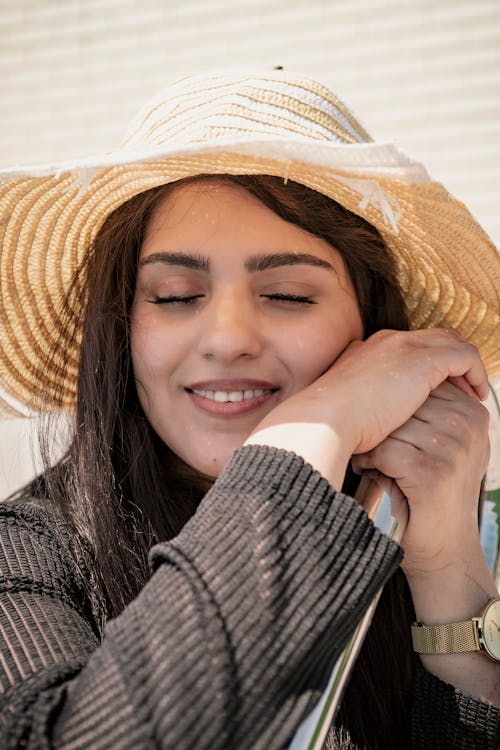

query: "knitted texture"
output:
411 658 500 750
0 445 498 748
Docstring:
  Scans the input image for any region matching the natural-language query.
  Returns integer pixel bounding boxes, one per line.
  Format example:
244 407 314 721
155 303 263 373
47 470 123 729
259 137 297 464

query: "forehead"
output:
145 179 275 231
140 179 338 266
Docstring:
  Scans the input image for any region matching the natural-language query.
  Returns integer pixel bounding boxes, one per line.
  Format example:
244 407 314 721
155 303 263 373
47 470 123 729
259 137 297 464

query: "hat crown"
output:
121 70 372 151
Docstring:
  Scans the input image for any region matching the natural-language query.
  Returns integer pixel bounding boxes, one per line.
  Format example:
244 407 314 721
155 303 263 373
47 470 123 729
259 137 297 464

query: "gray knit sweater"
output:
0 446 499 748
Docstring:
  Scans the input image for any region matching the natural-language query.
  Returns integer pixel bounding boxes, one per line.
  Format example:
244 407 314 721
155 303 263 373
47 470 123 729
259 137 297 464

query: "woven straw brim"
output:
1 150 499 418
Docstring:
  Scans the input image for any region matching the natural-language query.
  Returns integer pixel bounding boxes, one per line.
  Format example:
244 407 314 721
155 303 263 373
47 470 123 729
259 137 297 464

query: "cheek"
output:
130 317 153 380
130 313 175 391
283 325 353 387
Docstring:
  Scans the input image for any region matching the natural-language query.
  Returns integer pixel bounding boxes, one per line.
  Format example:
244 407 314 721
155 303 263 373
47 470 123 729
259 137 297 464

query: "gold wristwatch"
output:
411 595 500 662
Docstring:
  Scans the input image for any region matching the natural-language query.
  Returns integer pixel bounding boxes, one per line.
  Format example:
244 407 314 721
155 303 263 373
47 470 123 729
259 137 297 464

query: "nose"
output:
197 291 263 362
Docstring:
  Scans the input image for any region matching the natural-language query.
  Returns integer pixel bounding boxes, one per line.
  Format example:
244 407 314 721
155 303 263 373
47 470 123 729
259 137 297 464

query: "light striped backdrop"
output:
1 0 499 496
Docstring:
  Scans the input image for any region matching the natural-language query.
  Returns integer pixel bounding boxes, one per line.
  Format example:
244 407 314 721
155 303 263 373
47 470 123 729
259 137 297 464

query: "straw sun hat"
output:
1 69 499 418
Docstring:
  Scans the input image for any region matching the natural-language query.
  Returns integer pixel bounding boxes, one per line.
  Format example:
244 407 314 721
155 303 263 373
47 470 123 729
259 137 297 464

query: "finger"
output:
387 415 462 457
455 361 489 401
446 375 479 400
407 329 488 400
430 343 488 401
354 471 407 520
441 342 487 400
352 437 419 481
430 379 476 401
412 385 490 432
448 346 488 401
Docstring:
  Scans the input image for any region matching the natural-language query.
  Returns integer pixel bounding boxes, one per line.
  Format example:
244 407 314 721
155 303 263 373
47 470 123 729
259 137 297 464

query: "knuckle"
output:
444 409 469 434
419 451 453 479
370 328 391 343
442 327 463 341
462 402 489 436
446 401 489 438
467 343 480 359
475 401 490 428
429 429 450 449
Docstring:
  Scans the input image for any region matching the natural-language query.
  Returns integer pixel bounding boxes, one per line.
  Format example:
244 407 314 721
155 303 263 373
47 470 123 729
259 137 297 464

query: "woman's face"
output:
131 180 363 477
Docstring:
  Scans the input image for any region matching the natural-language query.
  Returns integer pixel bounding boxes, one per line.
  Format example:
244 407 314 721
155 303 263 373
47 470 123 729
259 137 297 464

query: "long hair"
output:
26 174 412 747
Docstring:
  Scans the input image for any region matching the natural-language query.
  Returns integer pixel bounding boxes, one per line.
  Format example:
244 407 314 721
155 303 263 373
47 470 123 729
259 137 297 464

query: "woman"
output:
0 71 499 749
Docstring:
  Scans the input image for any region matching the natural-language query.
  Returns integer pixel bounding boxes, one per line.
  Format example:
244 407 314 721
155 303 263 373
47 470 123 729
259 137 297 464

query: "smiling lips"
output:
191 387 270 402
186 380 279 416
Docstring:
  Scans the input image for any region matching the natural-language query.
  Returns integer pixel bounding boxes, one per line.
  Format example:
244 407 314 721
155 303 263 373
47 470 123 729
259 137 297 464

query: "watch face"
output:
481 598 500 661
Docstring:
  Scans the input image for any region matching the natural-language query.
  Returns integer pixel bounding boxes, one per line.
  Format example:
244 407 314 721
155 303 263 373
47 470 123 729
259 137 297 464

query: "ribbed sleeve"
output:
1 445 497 748
53 446 402 749
143 446 402 748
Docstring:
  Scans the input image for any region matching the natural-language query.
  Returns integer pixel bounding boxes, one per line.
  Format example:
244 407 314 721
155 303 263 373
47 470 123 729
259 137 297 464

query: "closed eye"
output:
150 293 316 306
151 294 204 305
263 293 316 304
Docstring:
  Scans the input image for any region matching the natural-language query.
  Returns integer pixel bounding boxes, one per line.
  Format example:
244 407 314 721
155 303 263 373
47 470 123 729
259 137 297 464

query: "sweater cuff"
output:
412 657 500 748
150 443 402 582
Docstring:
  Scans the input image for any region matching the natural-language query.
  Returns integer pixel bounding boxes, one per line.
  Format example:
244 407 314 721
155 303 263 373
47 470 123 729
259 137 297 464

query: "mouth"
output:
185 380 280 415
189 387 274 402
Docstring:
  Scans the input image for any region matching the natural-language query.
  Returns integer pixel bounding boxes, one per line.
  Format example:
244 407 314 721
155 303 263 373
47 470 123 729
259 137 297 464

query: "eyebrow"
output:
138 251 334 273
245 252 334 272
138 252 209 271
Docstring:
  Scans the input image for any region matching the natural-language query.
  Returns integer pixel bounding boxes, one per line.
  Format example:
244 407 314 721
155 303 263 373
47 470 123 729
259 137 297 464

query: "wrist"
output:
244 422 352 490
405 546 497 625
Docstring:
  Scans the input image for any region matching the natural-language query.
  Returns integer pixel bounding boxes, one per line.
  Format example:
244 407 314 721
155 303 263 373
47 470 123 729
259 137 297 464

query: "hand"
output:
246 329 488 489
351 380 491 578
352 380 499 707
324 328 488 455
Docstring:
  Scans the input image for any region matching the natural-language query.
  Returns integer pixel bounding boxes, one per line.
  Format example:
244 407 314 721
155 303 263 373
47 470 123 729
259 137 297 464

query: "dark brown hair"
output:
28 175 413 747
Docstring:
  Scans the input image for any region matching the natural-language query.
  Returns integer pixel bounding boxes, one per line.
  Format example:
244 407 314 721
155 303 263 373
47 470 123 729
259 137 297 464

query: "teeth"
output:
192 388 269 402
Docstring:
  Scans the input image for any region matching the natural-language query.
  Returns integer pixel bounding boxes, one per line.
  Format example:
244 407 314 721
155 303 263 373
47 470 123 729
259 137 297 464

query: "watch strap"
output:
411 618 480 654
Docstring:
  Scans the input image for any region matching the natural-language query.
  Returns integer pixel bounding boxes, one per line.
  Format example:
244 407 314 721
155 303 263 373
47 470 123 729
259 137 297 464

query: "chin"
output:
194 455 234 479
189 442 245 479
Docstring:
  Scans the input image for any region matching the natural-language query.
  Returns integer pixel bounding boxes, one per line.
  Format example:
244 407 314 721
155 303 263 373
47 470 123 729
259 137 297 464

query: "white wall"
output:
1 0 499 496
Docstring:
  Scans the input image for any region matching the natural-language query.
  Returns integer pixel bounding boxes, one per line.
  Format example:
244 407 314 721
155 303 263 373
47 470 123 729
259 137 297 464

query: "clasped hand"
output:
246 328 491 581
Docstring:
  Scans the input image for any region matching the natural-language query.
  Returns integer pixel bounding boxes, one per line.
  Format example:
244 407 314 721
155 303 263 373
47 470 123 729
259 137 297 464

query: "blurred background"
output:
1 0 499 499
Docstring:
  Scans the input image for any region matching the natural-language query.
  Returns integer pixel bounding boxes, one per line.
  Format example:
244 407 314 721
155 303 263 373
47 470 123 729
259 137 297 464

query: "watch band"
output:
411 618 480 654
